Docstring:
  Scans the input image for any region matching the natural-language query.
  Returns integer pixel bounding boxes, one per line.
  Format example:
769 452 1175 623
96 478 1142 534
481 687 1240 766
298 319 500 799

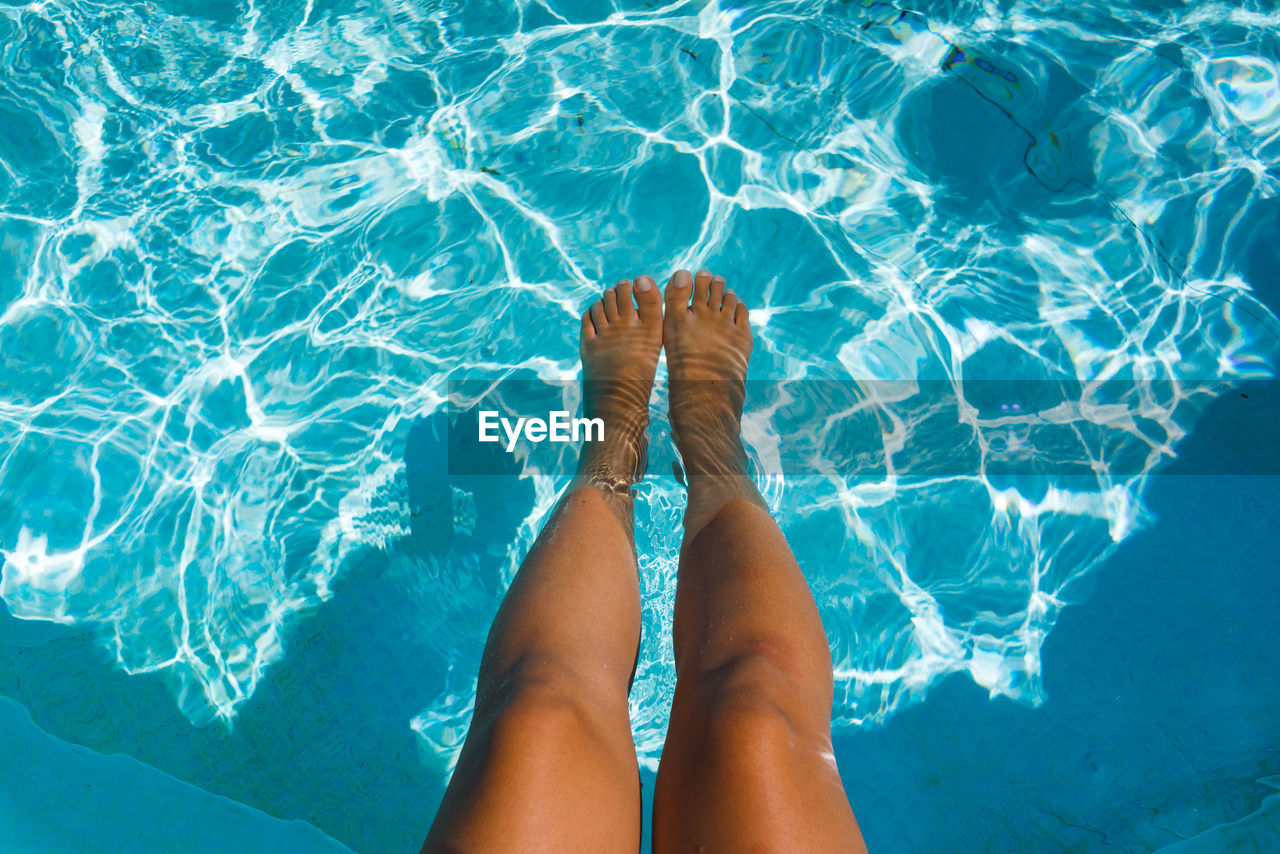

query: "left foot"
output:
577 275 664 491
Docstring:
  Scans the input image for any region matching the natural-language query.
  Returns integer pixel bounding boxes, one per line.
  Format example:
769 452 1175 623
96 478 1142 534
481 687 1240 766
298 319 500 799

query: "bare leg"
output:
652 269 868 853
422 276 664 854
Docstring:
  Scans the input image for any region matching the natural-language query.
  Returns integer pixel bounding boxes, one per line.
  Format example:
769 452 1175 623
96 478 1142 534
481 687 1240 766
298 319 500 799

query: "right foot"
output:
663 269 754 476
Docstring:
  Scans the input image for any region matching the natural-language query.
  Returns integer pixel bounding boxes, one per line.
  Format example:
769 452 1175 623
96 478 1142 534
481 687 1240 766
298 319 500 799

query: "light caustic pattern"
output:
1 0 1278 767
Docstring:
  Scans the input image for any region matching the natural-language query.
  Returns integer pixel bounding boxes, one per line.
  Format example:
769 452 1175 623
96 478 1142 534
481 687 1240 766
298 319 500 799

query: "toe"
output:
709 274 726 309
616 280 635 320
619 280 640 320
581 309 596 340
633 275 662 323
665 269 692 310
693 269 712 306
733 300 749 329
590 298 607 332
721 288 738 317
603 284 623 322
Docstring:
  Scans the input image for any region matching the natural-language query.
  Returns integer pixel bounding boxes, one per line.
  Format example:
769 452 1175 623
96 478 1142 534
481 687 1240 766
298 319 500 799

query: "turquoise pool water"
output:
2 0 1278 851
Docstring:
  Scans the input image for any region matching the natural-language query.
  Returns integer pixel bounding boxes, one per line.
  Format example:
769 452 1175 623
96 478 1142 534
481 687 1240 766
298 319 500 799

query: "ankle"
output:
674 426 748 477
575 420 649 489
681 475 769 546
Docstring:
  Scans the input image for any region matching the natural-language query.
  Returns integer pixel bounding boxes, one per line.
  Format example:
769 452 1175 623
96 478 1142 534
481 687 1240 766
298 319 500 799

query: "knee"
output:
694 638 831 708
483 682 594 750
702 695 798 763
481 652 616 714
477 657 625 753
692 645 831 753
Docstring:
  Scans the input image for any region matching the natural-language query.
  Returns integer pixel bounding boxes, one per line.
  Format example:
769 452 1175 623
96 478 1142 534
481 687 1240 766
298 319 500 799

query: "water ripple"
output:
0 0 1276 772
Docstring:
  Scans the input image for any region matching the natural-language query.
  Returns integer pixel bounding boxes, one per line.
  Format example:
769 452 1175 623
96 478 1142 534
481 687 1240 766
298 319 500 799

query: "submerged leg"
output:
652 269 868 853
422 276 664 854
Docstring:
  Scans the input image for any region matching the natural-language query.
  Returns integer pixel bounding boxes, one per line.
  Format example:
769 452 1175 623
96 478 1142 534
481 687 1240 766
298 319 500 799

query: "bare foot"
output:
663 268 753 475
663 269 766 540
576 275 664 493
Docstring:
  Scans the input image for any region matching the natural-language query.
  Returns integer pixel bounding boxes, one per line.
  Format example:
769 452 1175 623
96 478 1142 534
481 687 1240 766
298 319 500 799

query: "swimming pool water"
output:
2 0 1278 851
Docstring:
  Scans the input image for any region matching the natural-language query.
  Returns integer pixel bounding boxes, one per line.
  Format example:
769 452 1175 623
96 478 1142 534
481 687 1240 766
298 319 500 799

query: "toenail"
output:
635 278 652 292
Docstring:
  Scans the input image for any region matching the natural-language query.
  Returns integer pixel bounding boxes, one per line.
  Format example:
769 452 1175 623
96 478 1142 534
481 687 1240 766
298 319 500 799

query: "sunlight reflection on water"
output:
0 0 1277 772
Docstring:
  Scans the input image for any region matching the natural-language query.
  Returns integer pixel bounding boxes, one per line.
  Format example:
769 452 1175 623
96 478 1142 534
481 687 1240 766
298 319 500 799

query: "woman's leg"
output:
652 270 868 853
422 276 664 854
